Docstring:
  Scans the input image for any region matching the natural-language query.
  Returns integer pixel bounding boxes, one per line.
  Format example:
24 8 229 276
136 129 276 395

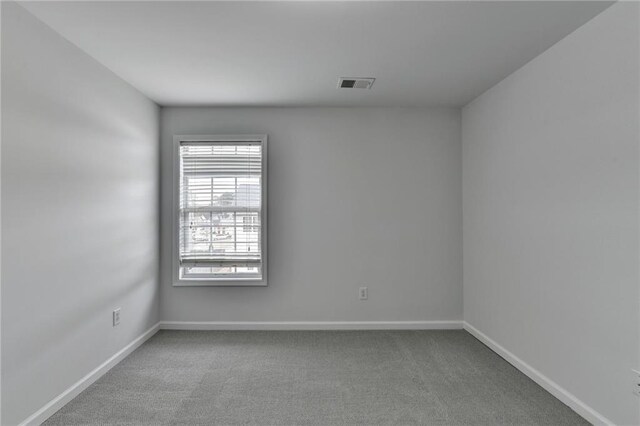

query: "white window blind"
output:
177 138 266 282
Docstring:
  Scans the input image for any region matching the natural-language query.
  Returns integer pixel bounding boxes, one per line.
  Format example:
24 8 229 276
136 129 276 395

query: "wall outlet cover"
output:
359 287 368 300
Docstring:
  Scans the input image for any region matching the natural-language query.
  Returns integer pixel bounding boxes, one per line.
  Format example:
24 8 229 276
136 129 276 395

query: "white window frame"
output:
172 134 268 287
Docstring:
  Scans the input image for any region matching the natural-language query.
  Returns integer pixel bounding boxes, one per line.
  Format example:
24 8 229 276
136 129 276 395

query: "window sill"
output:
173 278 267 287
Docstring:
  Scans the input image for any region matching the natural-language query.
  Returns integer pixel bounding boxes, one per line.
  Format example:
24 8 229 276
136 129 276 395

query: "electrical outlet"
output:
633 369 640 397
359 287 368 300
113 308 121 327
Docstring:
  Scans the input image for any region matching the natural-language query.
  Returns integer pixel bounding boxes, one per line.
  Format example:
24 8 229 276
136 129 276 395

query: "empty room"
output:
1 1 638 425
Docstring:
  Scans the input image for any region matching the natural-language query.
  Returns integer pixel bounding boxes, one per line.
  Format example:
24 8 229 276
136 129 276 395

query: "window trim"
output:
172 134 268 287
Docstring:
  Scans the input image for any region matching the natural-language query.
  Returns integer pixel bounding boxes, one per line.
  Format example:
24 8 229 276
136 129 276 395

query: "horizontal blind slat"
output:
180 206 261 213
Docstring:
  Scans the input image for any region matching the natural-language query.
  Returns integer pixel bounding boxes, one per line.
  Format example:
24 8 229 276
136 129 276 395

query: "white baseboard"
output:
160 320 463 331
19 322 161 426
463 321 613 426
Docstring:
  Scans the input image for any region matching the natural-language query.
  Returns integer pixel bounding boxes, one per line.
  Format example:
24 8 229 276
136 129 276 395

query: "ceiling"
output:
21 1 612 107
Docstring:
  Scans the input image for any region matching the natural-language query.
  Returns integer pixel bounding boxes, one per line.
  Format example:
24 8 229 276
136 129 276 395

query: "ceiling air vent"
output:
338 77 375 89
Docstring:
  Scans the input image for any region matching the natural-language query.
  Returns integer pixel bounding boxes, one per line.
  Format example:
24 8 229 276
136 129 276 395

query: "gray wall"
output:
1 4 160 425
462 3 639 425
161 107 462 323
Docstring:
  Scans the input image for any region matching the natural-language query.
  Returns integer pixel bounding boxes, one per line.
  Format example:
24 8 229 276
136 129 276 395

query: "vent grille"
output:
338 77 375 89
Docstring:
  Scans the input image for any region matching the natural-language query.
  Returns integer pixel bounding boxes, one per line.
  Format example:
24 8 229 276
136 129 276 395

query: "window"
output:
243 215 258 232
174 135 267 285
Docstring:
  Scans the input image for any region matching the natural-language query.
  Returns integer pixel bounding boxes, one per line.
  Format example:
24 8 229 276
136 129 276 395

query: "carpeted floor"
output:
44 330 587 425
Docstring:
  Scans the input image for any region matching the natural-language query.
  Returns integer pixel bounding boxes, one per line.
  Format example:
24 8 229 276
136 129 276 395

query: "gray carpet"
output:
44 330 588 425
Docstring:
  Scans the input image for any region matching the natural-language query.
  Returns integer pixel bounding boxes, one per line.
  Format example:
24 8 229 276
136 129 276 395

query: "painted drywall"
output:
1 3 160 425
160 107 462 323
462 2 639 424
